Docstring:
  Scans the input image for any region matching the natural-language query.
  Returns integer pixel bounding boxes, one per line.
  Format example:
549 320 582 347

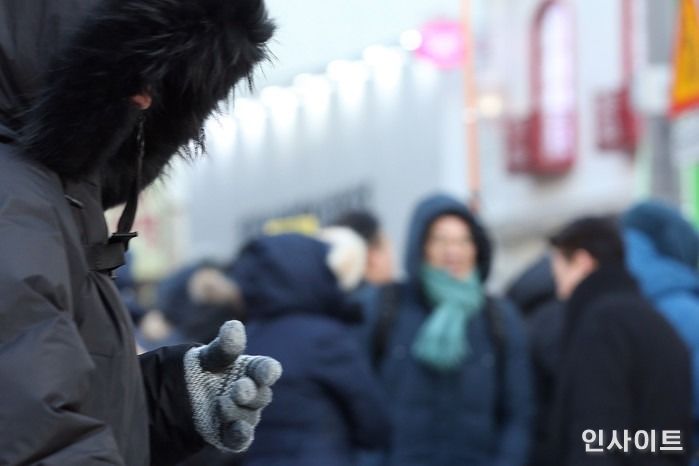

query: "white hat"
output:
317 227 368 291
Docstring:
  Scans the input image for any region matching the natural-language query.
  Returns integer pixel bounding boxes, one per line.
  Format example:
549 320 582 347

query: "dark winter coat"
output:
0 1 273 464
376 194 534 466
546 264 692 466
230 234 391 466
507 256 565 466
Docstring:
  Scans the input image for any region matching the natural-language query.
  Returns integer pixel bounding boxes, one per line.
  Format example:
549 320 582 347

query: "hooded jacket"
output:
0 1 273 464
377 194 534 466
623 201 699 270
625 229 699 441
230 234 391 466
622 202 699 451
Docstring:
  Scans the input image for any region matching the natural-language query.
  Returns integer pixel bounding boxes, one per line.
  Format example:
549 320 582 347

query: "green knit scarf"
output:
412 265 484 372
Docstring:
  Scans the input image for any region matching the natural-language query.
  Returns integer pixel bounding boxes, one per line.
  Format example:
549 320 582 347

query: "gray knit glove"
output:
183 320 282 452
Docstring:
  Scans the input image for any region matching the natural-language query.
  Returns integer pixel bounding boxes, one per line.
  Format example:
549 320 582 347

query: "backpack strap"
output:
484 298 507 427
370 283 401 369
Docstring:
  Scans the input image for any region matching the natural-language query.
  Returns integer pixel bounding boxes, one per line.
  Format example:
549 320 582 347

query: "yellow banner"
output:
671 0 699 116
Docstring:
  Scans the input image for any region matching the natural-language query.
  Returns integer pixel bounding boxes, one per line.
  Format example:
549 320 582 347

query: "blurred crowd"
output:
122 194 699 466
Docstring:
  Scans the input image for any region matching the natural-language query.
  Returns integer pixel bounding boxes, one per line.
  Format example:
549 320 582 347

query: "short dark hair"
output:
333 210 380 246
549 216 625 265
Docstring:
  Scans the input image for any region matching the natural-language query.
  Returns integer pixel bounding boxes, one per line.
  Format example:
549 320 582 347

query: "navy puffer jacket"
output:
233 234 391 466
377 194 534 466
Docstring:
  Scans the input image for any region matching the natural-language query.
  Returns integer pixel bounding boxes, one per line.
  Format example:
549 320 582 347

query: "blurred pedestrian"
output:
507 256 564 466
333 209 399 366
546 216 692 466
372 193 534 466
231 231 391 466
507 256 562 321
334 210 395 286
157 261 244 344
0 1 281 464
622 201 699 459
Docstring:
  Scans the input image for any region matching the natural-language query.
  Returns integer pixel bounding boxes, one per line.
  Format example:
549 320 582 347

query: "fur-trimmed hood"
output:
0 0 274 208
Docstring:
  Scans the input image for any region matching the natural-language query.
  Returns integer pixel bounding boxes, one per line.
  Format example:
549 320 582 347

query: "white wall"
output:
184 55 463 264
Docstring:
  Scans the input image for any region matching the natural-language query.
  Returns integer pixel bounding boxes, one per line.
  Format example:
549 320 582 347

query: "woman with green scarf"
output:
372 194 534 466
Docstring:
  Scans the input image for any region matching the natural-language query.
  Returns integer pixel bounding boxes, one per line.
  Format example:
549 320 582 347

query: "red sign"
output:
595 87 638 154
506 116 533 173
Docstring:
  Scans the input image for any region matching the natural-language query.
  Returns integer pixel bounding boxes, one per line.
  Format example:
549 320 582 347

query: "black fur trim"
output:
20 0 274 208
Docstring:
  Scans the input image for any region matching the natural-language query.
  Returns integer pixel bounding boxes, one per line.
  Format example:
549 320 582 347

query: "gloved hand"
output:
183 320 282 452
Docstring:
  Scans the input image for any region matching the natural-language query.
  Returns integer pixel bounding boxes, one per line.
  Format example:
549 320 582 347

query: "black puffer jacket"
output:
0 1 273 465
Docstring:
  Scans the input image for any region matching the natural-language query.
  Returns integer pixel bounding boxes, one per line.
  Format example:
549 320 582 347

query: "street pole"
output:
462 0 482 212
646 0 681 203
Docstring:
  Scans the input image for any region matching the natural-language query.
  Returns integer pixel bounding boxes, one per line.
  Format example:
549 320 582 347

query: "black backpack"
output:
370 284 507 425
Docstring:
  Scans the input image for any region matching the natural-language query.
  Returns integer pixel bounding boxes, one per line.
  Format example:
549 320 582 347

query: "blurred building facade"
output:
128 0 696 289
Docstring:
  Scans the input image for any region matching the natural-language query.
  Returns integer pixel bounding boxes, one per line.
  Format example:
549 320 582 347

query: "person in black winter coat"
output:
0 1 282 464
231 231 391 466
507 256 565 466
546 217 692 466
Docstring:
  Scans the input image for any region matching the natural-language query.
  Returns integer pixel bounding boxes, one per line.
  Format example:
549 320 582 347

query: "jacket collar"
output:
564 263 639 337
63 173 110 246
